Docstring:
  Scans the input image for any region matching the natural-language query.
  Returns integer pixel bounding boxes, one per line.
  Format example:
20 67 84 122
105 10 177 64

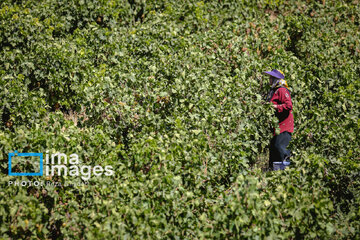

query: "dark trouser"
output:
269 131 291 170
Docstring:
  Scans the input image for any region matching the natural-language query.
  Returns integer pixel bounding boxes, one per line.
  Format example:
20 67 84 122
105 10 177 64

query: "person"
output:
264 69 294 170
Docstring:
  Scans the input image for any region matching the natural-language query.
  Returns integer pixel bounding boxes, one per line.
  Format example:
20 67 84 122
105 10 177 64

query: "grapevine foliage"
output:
0 0 359 239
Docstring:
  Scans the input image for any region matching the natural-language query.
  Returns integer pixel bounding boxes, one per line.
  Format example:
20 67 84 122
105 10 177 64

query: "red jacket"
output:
270 87 294 134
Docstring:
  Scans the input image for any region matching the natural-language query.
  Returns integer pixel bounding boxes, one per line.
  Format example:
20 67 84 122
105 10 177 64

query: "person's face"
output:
269 76 277 86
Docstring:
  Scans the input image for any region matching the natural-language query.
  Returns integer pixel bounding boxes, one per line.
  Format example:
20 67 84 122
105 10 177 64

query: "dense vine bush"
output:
0 0 359 239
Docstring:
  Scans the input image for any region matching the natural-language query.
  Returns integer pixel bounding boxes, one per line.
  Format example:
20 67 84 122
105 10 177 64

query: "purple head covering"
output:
263 69 285 79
